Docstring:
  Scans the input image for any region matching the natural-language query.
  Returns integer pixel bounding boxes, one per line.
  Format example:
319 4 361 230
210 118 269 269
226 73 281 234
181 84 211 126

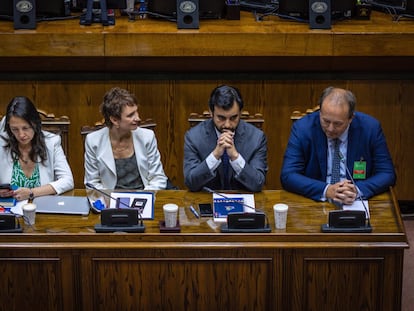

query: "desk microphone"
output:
86 183 131 209
86 183 144 231
202 187 271 233
338 153 371 228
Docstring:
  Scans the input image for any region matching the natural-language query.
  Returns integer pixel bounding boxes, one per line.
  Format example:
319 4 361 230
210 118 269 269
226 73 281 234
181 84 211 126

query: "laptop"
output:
34 196 90 216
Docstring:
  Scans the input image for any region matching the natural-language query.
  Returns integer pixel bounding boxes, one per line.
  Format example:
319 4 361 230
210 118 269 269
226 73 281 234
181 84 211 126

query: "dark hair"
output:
208 85 244 113
4 96 47 163
318 86 356 119
101 87 138 127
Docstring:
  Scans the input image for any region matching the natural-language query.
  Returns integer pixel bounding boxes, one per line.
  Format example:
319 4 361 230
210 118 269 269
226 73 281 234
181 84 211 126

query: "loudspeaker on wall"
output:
176 0 199 29
13 0 36 29
309 0 331 29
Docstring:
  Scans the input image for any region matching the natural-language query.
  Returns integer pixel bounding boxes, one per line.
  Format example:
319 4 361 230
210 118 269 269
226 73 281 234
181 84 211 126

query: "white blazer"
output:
84 126 167 190
0 131 74 194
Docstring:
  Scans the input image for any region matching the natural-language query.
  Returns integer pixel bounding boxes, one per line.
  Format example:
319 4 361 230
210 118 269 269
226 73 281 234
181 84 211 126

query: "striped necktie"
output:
222 150 230 190
331 138 341 184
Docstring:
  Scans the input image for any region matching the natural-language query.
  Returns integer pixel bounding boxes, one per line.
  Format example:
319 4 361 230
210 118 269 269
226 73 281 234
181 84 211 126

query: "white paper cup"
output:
163 203 179 228
273 203 288 229
22 203 37 225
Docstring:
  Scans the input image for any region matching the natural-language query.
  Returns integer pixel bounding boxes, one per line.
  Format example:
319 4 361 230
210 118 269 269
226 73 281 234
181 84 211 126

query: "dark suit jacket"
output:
184 119 268 192
280 111 396 201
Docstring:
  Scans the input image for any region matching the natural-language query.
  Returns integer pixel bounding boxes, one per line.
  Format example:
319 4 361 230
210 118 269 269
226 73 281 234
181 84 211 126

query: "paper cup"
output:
163 203 178 228
22 203 37 225
273 203 288 229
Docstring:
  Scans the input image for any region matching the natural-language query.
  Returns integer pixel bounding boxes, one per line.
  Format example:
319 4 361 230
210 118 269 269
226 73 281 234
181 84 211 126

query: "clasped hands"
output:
213 130 239 161
327 180 357 205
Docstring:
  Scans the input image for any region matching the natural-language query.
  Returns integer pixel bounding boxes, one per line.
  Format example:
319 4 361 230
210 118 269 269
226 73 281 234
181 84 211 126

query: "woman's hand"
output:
12 187 31 201
0 188 14 198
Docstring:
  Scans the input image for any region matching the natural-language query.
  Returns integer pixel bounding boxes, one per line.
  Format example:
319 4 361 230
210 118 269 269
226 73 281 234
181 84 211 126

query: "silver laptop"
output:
33 195 90 216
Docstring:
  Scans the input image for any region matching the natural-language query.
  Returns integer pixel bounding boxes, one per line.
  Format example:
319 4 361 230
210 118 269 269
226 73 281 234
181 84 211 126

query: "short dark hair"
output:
4 96 47 163
318 86 356 119
101 87 138 127
208 85 244 113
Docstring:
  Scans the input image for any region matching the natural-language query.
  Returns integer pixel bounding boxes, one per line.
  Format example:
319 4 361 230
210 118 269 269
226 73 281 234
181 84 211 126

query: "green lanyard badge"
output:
353 161 366 179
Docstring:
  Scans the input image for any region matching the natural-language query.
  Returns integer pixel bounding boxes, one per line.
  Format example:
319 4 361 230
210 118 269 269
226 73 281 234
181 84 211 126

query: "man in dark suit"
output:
281 86 396 205
184 85 268 192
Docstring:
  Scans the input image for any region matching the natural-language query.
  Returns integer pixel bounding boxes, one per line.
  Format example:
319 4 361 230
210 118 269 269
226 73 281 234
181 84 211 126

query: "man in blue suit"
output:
281 87 396 205
184 85 268 192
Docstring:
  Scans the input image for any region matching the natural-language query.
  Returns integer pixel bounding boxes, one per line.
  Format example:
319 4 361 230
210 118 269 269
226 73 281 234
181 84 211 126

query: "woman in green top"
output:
0 96 74 202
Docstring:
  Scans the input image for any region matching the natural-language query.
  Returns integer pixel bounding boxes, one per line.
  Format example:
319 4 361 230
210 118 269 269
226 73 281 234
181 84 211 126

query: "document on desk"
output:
343 200 370 219
212 193 255 222
10 200 26 215
109 192 154 219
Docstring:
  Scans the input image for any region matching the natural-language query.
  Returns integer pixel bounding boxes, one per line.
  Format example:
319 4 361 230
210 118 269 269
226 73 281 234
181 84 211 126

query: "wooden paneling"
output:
285 248 404 311
0 251 75 311
82 250 275 311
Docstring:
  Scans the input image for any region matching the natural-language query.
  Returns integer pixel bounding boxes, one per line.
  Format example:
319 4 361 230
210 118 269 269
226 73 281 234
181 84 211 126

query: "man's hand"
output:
327 180 357 205
213 131 239 160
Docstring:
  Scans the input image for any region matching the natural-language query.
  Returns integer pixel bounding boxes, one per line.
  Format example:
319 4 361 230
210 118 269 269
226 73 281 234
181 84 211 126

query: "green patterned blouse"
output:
11 161 41 188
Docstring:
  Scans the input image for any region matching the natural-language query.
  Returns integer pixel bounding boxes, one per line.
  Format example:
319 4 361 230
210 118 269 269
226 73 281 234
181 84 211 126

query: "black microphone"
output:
85 183 144 227
338 153 371 228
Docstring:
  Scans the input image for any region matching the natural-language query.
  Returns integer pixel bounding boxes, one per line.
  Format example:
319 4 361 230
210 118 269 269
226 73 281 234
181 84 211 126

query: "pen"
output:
189 205 200 218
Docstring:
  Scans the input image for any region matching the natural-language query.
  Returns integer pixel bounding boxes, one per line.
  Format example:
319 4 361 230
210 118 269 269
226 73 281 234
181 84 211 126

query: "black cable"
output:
37 15 82 22
395 13 414 20
126 9 177 22
240 0 279 13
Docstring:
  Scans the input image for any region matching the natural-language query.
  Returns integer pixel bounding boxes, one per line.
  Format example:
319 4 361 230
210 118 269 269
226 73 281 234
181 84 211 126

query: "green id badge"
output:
353 161 366 179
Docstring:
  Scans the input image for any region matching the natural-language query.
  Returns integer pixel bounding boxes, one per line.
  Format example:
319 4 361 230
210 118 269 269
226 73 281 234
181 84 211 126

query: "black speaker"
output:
13 0 36 30
309 0 331 29
176 0 199 29
0 214 23 233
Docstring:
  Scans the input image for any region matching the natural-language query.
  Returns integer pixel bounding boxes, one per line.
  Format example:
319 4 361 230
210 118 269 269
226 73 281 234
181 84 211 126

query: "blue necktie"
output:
331 138 341 184
222 150 230 190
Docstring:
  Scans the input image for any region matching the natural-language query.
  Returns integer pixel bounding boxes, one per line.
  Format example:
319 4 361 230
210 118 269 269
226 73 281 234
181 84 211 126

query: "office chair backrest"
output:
188 110 264 130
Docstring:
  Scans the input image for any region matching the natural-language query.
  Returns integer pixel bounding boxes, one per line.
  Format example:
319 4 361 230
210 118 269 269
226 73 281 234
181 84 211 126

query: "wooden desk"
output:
0 190 407 311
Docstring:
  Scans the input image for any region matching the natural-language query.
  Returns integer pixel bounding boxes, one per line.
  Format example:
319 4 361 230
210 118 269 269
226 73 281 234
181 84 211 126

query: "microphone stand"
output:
86 183 132 209
86 183 145 233
339 153 371 228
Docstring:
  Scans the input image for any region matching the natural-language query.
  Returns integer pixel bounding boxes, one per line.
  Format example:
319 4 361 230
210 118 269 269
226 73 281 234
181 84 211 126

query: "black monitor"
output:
278 0 357 20
147 0 226 19
0 0 68 18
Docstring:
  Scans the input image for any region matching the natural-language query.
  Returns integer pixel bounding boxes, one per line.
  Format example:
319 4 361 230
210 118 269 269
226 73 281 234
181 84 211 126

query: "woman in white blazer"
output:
84 87 167 190
0 96 74 201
